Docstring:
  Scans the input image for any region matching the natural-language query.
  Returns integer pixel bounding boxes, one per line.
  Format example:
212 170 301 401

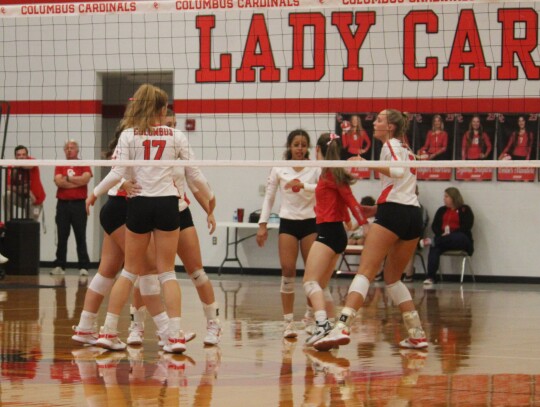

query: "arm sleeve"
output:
431 206 445 236
302 168 320 193
458 205 474 232
362 131 371 151
93 140 128 197
174 130 212 199
501 133 515 156
436 132 448 155
186 168 213 201
259 168 279 224
337 182 367 226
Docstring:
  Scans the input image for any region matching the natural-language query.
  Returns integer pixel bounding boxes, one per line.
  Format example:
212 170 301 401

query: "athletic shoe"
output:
0 253 9 264
204 319 221 346
305 320 332 347
96 326 127 351
313 322 350 351
304 349 350 383
399 328 428 349
423 278 434 287
162 331 186 354
302 314 316 335
419 238 432 249
158 330 196 347
50 266 65 275
79 268 89 276
403 274 414 283
283 320 298 339
126 322 144 346
72 325 99 345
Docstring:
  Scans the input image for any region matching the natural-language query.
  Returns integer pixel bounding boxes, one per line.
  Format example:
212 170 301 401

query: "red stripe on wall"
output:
10 100 102 115
6 98 539 115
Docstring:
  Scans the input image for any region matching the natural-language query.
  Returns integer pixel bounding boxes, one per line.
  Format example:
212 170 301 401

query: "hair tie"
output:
327 133 340 145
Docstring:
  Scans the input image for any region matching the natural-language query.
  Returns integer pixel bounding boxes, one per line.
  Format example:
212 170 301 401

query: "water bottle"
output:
233 210 238 222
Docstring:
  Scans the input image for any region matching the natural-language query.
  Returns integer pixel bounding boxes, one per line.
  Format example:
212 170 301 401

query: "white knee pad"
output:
303 281 322 298
348 274 370 301
139 274 161 296
120 269 137 284
323 287 333 302
190 269 209 288
386 281 412 305
158 271 177 285
280 276 295 294
88 273 114 296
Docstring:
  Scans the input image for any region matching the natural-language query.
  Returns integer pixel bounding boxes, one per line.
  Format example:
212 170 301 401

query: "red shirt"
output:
442 208 460 232
55 163 92 200
342 129 371 155
314 171 367 226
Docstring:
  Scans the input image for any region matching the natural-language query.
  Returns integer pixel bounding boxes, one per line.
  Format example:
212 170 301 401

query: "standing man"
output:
6 145 46 221
51 140 92 276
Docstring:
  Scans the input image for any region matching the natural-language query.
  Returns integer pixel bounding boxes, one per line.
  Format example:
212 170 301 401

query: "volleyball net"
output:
0 0 539 173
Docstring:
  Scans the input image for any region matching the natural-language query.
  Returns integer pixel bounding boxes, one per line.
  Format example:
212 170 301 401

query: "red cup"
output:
237 208 244 222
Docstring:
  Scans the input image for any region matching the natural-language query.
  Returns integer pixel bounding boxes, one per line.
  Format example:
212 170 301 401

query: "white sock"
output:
314 310 327 324
203 302 219 321
131 305 146 324
103 313 119 332
78 310 97 330
168 317 182 333
283 313 294 322
152 311 169 333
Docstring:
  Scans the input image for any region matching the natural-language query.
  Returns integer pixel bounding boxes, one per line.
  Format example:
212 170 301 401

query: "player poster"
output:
336 113 375 180
454 113 496 181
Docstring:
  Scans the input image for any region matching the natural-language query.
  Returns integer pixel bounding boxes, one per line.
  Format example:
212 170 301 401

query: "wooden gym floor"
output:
1 271 540 406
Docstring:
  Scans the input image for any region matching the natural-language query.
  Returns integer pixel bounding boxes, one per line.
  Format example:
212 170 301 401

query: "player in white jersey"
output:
127 110 222 347
313 109 428 351
87 84 194 354
256 130 328 339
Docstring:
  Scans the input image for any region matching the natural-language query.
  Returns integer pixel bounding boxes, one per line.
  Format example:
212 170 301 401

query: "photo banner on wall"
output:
413 114 454 181
455 114 496 182
336 113 375 180
496 114 537 182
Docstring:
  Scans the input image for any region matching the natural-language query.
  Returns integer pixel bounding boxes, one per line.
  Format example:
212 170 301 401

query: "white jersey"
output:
377 138 419 207
94 126 202 198
259 166 320 223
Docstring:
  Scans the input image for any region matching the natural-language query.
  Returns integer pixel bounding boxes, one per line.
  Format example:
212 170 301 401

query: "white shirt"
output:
259 166 320 223
377 138 419 207
173 166 214 212
94 126 202 198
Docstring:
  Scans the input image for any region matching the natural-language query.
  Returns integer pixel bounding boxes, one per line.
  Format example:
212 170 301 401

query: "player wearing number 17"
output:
87 84 202 354
313 109 428 352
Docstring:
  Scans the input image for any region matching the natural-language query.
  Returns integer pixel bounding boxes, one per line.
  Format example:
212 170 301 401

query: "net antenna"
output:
0 101 10 160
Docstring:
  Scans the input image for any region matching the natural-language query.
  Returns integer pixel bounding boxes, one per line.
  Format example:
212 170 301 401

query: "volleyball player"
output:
256 129 323 339
303 133 370 347
128 109 222 347
313 109 428 351
88 84 202 354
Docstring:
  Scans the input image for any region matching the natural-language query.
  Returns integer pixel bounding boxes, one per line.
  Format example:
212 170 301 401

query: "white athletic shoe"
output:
72 325 99 345
204 319 222 346
162 330 187 354
79 268 89 276
313 322 350 351
158 330 195 347
0 253 8 264
283 320 298 339
126 322 144 346
399 328 428 349
96 326 127 351
305 320 333 347
50 266 65 275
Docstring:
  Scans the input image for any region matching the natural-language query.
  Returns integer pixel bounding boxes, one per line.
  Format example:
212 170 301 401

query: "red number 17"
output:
142 140 166 160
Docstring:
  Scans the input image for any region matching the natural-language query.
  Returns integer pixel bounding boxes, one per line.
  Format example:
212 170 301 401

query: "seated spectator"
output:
423 187 474 286
402 186 429 282
346 195 375 245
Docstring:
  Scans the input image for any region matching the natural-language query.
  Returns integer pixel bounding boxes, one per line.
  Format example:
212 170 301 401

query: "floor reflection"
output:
1 273 540 405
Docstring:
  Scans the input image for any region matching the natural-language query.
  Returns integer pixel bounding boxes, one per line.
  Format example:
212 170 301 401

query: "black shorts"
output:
316 222 348 254
374 202 423 240
279 218 317 240
126 196 181 234
179 206 194 230
100 196 127 235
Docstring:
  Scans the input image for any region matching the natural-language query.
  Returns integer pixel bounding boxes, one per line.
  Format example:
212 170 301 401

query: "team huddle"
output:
72 83 427 354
